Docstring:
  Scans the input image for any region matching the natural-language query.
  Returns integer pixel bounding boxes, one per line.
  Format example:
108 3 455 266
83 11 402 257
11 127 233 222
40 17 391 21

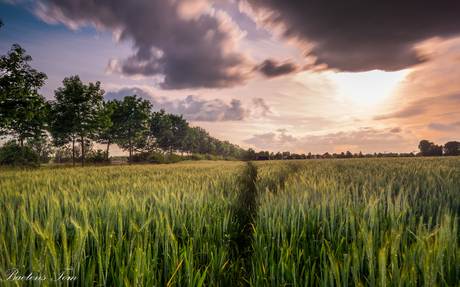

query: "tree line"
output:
418 140 460 156
1 44 247 166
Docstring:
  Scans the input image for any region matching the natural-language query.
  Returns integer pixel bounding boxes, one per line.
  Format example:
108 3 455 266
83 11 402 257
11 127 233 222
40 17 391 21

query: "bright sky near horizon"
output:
2 0 460 156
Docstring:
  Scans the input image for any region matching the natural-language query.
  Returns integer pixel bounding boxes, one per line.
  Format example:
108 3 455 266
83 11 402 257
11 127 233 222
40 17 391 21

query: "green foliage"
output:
49 75 112 166
113 95 152 165
0 44 48 149
152 110 189 162
171 153 182 163
0 140 40 168
147 152 168 164
444 141 460 156
419 139 443 156
93 100 117 156
85 149 109 164
26 135 54 163
53 146 73 163
204 154 223 161
185 153 204 161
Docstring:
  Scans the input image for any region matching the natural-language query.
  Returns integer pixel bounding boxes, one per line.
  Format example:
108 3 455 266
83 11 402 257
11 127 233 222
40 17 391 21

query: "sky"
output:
2 0 460 155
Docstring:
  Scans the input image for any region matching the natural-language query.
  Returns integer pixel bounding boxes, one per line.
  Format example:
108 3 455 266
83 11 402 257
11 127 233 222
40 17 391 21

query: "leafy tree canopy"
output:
115 95 152 164
49 75 112 166
0 44 48 150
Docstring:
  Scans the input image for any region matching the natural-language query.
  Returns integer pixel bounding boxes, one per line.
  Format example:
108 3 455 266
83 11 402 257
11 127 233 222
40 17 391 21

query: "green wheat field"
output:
1 158 460 286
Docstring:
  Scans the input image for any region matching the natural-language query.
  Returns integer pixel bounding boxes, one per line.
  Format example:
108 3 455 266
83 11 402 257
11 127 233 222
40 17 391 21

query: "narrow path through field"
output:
232 162 258 286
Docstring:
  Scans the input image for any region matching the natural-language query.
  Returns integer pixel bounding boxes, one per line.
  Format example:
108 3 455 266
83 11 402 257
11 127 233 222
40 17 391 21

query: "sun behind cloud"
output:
329 69 409 107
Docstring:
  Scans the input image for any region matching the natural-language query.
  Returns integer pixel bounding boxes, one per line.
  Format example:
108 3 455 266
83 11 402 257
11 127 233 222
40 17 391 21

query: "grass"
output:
0 158 460 286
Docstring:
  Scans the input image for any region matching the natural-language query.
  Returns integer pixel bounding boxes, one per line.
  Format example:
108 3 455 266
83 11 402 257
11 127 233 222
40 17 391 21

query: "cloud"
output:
243 127 415 153
252 98 272 117
242 0 460 71
35 0 257 89
104 87 258 122
258 58 299 77
374 92 460 122
105 58 118 75
428 123 458 132
390 127 402 133
373 107 427 120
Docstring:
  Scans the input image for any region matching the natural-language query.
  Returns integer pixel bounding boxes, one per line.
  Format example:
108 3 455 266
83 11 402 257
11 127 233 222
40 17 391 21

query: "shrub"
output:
133 151 151 163
147 153 168 164
86 149 110 164
0 142 40 168
186 153 204 161
171 153 182 163
204 154 223 161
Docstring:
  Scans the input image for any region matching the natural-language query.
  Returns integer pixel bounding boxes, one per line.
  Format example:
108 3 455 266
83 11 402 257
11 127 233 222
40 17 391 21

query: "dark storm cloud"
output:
258 58 299 78
35 0 256 89
104 88 249 122
242 0 460 71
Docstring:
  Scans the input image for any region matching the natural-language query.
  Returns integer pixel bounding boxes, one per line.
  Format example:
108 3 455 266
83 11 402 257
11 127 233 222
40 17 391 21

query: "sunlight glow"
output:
330 69 409 106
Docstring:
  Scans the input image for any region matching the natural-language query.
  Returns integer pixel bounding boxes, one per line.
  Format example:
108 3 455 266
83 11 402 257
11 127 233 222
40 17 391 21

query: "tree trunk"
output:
129 138 132 165
81 136 85 167
20 138 24 152
170 146 173 162
106 140 110 164
72 138 75 166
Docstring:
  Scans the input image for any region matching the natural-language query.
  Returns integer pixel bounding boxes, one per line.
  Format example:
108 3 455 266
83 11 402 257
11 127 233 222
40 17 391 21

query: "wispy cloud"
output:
428 123 458 132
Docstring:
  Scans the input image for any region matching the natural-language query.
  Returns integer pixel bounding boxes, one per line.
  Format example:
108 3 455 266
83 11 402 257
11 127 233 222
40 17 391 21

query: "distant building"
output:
256 155 270 160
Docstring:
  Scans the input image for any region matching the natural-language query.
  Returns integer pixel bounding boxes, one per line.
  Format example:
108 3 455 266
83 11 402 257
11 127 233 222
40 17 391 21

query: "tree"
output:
49 75 112 166
0 139 40 168
26 134 55 163
54 146 72 163
0 44 48 151
189 126 206 154
443 141 460 156
245 148 256 161
48 101 78 166
418 140 434 156
154 113 190 161
429 144 443 156
182 126 199 155
115 95 152 165
149 109 170 153
93 100 118 161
